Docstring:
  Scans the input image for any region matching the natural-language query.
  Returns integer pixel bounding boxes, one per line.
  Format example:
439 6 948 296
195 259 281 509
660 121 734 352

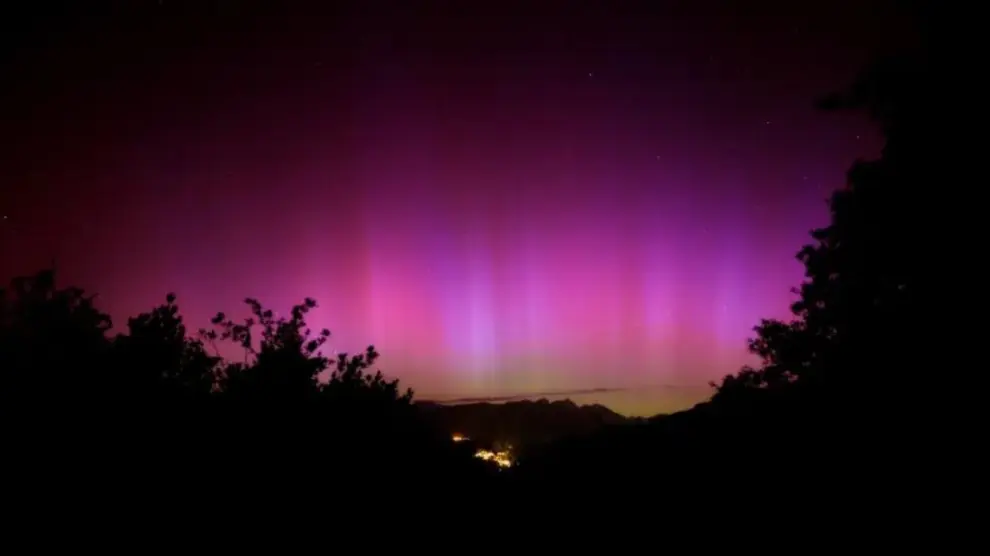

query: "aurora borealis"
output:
1 1 916 415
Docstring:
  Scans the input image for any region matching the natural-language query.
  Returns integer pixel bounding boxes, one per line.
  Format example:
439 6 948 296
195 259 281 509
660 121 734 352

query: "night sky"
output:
2 1 917 415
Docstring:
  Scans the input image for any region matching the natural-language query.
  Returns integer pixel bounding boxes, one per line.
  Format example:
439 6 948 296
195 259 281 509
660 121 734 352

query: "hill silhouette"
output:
417 397 632 454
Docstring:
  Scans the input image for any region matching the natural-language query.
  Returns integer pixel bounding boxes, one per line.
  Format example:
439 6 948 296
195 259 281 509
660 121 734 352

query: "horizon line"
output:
418 383 709 405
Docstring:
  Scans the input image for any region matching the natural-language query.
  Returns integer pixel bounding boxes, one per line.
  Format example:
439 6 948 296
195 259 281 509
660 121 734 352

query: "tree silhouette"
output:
203 297 328 400
187 295 490 492
711 47 930 410
112 293 220 399
201 296 414 410
0 269 112 400
323 345 414 407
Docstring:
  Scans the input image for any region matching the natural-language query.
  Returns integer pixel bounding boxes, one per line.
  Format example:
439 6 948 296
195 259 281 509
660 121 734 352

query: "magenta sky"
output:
1 1 915 415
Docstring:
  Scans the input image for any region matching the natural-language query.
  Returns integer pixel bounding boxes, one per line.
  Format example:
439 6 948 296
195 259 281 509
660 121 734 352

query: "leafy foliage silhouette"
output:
0 269 112 400
204 297 328 400
0 271 494 502
112 293 220 399
711 47 929 413
198 296 415 409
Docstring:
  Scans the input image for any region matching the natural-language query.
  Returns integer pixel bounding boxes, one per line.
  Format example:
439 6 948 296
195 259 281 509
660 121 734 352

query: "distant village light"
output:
475 449 513 468
452 434 512 467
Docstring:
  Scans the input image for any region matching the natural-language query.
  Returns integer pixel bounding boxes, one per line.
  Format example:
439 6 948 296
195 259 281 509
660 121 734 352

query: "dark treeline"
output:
2 31 932 510
1 278 503 506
